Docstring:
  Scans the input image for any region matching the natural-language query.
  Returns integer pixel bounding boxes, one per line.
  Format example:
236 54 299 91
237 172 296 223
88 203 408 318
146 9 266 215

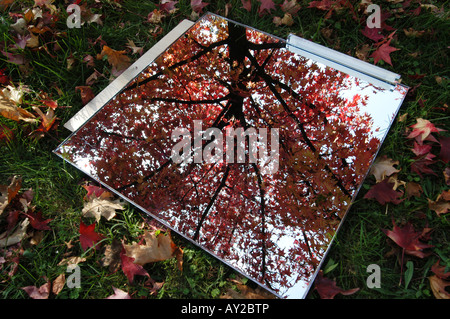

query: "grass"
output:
1 0 449 300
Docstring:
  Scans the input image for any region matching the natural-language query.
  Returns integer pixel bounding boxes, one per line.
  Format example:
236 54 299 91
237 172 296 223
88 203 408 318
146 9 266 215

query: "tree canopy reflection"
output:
57 14 385 296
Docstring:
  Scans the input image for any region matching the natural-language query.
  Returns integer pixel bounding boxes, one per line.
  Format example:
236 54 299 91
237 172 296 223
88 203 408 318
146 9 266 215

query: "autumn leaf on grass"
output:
100 239 122 272
382 220 433 259
106 286 131 299
241 0 251 11
364 178 404 205
429 260 450 299
120 246 149 283
0 218 29 248
369 155 400 182
361 25 384 42
273 13 294 27
123 230 183 270
0 175 22 216
191 0 208 13
75 86 95 105
79 221 104 251
96 46 131 76
82 197 125 222
281 0 301 16
370 38 398 66
22 281 51 299
428 190 450 217
82 184 112 200
221 277 276 299
313 270 359 299
0 86 35 123
258 0 275 16
24 211 52 231
407 118 445 143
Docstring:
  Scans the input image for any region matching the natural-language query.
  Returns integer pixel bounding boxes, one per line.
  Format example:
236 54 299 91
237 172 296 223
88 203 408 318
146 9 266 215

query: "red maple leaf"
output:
191 0 208 13
361 26 384 42
411 141 432 157
370 38 398 66
411 157 437 177
158 0 177 13
258 0 276 15
120 247 149 283
314 270 359 299
364 178 404 205
79 221 104 251
382 220 433 258
24 211 52 231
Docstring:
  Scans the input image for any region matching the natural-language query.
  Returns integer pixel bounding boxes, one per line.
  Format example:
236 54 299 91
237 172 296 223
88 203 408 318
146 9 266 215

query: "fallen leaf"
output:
429 275 450 299
241 0 252 11
369 155 400 182
428 190 450 216
431 260 450 280
221 277 276 299
0 218 29 248
24 211 52 230
382 220 433 258
126 39 143 56
191 0 208 13
411 157 437 177
364 178 404 205
0 87 36 123
281 0 301 15
79 221 104 251
22 280 51 299
258 0 276 15
96 46 131 75
52 273 65 295
158 0 178 13
405 182 422 199
147 9 165 24
313 270 359 299
361 25 384 42
120 246 149 283
444 167 450 186
100 239 122 272
273 13 294 26
75 86 95 105
82 184 112 200
407 118 445 143
370 38 398 66
0 175 22 216
123 230 183 269
82 197 125 222
106 286 131 299
57 256 86 266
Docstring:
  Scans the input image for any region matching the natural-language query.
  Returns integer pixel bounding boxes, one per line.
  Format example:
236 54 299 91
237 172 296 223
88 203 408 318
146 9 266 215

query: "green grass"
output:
1 0 449 299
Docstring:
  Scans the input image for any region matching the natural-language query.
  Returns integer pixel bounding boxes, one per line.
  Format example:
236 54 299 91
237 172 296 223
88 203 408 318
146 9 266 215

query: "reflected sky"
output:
55 13 408 298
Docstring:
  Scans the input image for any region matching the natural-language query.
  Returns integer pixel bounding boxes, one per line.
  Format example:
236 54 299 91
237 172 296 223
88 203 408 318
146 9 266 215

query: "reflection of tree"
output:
60 15 379 294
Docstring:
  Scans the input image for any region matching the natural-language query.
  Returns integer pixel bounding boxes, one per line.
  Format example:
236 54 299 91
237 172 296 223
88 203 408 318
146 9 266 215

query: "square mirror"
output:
54 13 408 298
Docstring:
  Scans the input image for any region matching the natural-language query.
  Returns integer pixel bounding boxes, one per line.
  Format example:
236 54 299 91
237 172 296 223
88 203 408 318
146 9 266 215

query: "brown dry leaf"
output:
444 167 450 186
428 190 450 216
96 46 131 74
100 239 122 272
82 197 125 222
356 43 371 61
405 182 423 199
429 275 450 299
369 155 400 182
0 175 22 216
221 277 276 299
124 230 183 270
52 273 65 295
0 218 29 247
273 13 294 26
57 256 86 266
0 87 36 123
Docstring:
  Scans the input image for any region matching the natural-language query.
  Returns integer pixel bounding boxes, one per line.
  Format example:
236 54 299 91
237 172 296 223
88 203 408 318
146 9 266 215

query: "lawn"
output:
0 0 449 300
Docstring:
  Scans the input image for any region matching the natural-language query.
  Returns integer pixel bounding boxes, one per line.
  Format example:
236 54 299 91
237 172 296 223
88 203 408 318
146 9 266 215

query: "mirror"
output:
54 13 408 298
